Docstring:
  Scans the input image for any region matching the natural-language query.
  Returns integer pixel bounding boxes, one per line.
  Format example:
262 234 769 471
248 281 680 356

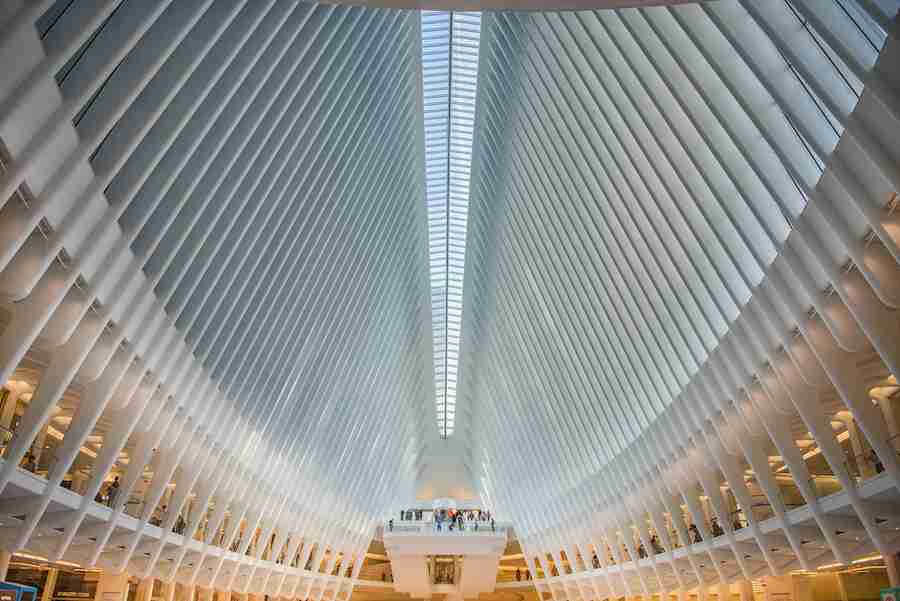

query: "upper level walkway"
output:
0 459 354 601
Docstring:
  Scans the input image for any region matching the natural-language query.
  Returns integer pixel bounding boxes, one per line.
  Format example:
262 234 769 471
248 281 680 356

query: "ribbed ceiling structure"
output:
1 0 900 597
460 0 900 588
0 0 430 586
465 0 884 520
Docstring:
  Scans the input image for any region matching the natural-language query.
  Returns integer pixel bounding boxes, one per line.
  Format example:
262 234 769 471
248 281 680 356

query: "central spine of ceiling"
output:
421 10 482 439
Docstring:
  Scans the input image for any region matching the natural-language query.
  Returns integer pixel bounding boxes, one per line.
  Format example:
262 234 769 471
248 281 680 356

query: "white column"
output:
841 415 874 478
886 552 900 588
31 421 49 466
719 582 730 601
0 549 11 581
162 582 176 601
94 572 130 601
873 393 900 440
136 578 154 601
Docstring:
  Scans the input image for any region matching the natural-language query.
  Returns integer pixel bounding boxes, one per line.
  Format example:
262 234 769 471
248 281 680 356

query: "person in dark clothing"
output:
650 535 663 554
175 514 186 535
388 519 393 532
107 476 120 507
688 524 702 543
870 449 884 474
516 568 521 581
711 517 724 537
592 553 599 568
21 451 36 472
637 543 646 558
491 518 495 532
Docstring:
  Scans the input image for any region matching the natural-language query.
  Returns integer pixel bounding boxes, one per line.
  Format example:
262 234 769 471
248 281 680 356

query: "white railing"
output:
384 520 509 535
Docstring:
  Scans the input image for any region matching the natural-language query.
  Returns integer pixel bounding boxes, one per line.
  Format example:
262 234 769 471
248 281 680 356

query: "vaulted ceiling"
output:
0 0 899 580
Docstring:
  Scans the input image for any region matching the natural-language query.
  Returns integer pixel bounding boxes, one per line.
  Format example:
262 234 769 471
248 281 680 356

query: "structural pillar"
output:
698 582 708 601
842 417 875 478
94 571 129 601
31 422 49 468
136 578 154 601
41 568 59 601
873 393 900 440
886 551 899 588
719 582 731 601
162 582 176 601
0 549 11 581
179 584 196 601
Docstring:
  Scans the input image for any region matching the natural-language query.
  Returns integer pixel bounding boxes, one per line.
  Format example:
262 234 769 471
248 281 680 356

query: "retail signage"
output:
882 587 900 601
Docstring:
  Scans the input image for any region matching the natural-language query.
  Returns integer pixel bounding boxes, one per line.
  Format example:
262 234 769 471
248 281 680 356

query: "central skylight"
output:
421 10 482 439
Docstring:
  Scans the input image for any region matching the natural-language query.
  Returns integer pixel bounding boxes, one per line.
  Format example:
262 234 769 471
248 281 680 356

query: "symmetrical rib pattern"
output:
0 0 429 595
1 0 900 599
461 0 900 592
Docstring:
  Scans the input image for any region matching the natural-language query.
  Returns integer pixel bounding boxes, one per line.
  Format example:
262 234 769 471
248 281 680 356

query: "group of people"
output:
434 508 495 533
94 476 120 507
581 515 748 570
148 504 188 534
514 568 532 581
389 508 497 533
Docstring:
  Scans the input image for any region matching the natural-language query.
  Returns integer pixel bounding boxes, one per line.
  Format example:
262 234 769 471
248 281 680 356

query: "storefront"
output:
4 555 100 601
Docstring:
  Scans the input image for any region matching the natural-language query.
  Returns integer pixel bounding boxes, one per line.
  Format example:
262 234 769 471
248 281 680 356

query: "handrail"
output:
384 520 509 535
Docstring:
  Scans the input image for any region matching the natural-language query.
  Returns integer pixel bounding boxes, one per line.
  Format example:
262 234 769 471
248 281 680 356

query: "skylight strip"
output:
421 10 481 439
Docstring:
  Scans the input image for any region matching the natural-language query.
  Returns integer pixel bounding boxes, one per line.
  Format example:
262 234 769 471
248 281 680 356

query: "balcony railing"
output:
384 519 508 535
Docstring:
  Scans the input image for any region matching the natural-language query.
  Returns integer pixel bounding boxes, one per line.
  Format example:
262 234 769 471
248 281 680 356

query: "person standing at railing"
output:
150 504 165 527
688 523 702 543
20 450 36 472
491 518 495 532
388 519 393 532
870 449 885 474
107 476 120 507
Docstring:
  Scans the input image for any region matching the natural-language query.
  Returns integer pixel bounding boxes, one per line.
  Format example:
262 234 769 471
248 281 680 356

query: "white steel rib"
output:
0 1 899 599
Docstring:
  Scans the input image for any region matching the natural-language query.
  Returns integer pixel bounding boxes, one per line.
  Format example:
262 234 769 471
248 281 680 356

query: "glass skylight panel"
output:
422 10 481 439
